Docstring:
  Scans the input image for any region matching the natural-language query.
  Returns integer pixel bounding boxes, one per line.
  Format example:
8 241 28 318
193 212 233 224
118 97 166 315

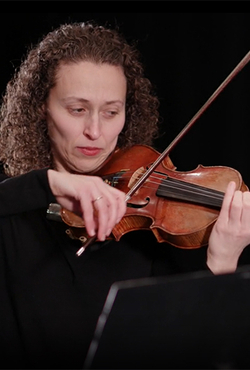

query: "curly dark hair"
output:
0 21 160 176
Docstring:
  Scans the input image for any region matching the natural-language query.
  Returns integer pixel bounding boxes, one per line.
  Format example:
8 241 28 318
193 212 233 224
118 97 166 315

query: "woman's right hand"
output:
47 169 127 241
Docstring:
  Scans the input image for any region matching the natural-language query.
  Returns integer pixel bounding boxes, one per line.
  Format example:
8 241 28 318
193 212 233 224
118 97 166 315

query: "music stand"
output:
84 266 250 369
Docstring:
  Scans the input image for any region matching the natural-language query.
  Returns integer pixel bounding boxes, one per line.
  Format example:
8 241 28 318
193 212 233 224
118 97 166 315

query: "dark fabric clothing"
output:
0 169 211 369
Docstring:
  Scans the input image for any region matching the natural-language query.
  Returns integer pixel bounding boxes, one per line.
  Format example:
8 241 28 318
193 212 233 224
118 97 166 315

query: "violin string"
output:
142 182 223 207
151 174 224 199
113 171 225 198
143 178 223 198
137 179 223 207
112 170 225 202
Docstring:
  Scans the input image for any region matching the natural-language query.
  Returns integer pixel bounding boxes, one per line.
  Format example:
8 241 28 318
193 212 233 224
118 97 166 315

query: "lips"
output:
77 147 101 156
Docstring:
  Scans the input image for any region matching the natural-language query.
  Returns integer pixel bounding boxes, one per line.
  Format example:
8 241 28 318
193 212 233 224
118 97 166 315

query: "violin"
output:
47 50 250 256
47 144 248 255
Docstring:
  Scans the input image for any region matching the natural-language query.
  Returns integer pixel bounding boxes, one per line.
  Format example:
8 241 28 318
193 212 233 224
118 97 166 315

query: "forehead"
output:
52 61 127 103
55 61 126 86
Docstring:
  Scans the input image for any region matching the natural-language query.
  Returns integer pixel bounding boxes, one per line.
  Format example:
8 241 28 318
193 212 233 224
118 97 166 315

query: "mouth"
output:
76 147 102 157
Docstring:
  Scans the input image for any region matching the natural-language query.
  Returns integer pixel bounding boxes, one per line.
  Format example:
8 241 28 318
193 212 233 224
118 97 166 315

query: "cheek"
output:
48 115 76 142
108 117 125 141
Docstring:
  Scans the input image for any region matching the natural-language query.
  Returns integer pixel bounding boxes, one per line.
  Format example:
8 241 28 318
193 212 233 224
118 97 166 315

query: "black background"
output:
1 11 250 186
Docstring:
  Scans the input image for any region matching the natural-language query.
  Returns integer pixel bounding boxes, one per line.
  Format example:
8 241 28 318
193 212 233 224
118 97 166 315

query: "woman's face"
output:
46 61 127 174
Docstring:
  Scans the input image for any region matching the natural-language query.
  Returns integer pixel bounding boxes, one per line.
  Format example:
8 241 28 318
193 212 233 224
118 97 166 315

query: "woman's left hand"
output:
207 181 250 274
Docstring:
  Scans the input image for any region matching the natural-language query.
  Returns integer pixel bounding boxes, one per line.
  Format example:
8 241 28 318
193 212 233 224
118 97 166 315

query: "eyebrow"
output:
61 97 125 105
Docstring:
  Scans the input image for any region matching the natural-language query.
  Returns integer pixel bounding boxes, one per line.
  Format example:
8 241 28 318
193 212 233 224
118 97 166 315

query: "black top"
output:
0 168 235 369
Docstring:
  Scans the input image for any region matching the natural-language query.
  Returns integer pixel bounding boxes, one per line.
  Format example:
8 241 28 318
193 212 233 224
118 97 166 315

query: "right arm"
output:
0 169 56 216
0 168 127 242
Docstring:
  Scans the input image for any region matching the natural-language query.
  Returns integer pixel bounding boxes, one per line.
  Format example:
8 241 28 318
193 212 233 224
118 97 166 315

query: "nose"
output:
83 112 101 140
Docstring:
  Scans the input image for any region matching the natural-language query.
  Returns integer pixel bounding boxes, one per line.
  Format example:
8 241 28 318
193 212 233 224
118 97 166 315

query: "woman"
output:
1 21 250 368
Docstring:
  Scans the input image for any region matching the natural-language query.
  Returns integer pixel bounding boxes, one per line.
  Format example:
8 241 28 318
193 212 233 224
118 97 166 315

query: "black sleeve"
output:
0 168 56 216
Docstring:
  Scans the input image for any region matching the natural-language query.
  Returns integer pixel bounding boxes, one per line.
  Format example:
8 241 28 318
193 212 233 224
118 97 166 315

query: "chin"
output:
68 163 96 175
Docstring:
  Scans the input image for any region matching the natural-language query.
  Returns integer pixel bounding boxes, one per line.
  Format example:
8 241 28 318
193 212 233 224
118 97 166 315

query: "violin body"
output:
59 145 248 250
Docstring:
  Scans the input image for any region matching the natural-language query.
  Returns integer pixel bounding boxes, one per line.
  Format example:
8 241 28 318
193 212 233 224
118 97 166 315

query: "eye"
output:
105 110 119 118
69 107 85 115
